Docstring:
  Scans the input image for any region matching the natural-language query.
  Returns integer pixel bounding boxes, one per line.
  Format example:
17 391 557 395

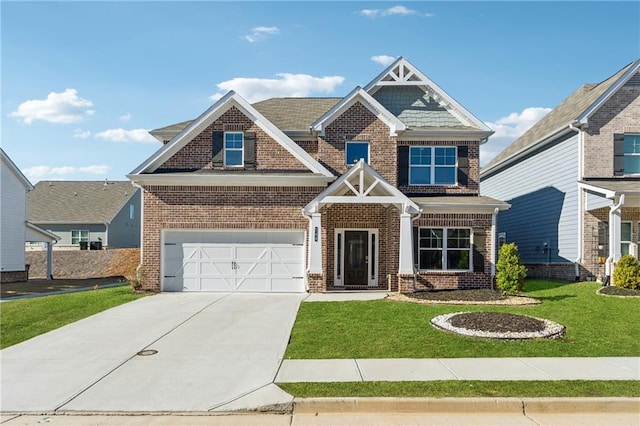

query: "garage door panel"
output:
162 230 305 293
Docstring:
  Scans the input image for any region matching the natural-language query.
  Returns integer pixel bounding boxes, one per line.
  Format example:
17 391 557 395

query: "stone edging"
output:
430 312 566 340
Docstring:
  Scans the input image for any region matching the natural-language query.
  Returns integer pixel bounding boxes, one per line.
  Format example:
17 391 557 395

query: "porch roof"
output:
579 179 640 208
411 196 510 213
303 159 420 214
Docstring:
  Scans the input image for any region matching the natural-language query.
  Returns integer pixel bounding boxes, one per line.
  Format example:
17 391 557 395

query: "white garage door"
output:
162 230 305 293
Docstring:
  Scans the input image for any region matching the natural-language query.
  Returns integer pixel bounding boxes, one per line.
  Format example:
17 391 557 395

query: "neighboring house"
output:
1 148 58 282
28 181 141 249
129 57 509 293
481 59 640 283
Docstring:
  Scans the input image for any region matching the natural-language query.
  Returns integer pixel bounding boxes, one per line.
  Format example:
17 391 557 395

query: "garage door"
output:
162 230 305 293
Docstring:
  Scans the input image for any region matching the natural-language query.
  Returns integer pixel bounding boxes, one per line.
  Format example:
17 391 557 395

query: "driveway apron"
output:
1 293 304 412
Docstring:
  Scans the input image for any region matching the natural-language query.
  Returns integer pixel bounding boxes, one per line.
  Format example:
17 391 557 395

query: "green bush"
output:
613 255 640 289
496 243 527 295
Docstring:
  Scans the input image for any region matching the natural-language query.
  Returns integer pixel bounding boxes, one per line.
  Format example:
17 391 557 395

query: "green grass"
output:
279 381 640 398
0 286 144 349
285 280 640 359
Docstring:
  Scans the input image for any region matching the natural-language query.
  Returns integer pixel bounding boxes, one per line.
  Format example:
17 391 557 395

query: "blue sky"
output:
2 1 639 183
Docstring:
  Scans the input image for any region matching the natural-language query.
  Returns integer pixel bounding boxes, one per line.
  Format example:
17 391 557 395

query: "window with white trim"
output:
129 204 135 220
418 227 471 271
71 230 90 245
409 146 456 185
345 141 369 165
621 221 632 256
624 134 640 174
224 132 244 167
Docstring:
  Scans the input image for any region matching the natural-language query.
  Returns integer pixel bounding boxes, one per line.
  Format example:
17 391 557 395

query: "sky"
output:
2 1 639 183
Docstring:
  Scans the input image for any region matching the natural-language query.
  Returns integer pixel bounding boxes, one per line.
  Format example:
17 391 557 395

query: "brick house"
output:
481 59 640 283
129 57 509 293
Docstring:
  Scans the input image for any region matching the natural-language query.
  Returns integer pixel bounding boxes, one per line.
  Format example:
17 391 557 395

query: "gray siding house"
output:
481 59 640 283
28 181 141 249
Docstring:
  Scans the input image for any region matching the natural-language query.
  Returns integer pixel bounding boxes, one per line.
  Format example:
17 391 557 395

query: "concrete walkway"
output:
277 357 640 382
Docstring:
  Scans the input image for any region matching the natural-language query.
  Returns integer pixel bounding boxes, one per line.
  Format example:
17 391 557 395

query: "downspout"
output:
569 122 583 280
104 223 109 249
605 194 625 284
491 207 499 290
132 182 144 282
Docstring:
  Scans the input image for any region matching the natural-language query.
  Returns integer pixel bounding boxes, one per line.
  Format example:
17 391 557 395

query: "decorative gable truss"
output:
129 91 334 185
364 57 493 134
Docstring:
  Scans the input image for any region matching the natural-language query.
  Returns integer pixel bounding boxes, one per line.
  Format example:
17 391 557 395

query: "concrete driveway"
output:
1 293 305 413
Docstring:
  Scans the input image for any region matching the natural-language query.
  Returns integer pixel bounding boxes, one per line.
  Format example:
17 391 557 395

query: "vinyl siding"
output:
108 190 141 247
1 160 27 271
39 224 107 247
481 135 579 263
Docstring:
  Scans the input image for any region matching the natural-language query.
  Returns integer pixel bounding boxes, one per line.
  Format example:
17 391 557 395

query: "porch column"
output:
308 213 322 274
398 212 414 275
606 196 624 278
46 242 54 280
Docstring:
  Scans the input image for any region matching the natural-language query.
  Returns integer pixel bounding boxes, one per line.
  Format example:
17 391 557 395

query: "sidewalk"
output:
277 357 640 382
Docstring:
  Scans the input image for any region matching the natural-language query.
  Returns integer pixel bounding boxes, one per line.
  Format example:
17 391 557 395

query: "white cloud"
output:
94 128 156 143
371 55 396 66
73 128 92 139
358 5 417 18
23 164 110 182
9 89 94 125
481 107 552 166
119 112 132 122
210 73 345 103
245 26 279 43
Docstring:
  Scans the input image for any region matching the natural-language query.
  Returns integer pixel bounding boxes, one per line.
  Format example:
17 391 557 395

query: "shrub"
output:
496 243 527 295
613 255 640 289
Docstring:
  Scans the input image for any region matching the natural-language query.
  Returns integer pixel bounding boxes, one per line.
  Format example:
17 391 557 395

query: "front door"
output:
344 231 368 286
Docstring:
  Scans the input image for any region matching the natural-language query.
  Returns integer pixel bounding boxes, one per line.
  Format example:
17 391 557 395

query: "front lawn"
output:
285 280 640 359
0 286 144 349
280 380 640 398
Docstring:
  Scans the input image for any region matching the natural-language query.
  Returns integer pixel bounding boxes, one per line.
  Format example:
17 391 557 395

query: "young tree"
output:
496 243 527 295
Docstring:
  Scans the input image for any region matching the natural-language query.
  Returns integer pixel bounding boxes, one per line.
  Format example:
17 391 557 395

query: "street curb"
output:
293 397 640 414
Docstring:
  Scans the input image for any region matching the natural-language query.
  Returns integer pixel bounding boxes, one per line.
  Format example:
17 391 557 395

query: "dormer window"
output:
345 141 369 165
224 132 244 167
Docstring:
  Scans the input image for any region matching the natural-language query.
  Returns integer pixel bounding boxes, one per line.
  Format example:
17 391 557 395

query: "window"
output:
224 132 244 167
129 204 135 220
71 230 89 245
624 134 640 174
498 232 507 249
345 142 369 165
621 222 632 256
418 227 471 271
409 146 456 185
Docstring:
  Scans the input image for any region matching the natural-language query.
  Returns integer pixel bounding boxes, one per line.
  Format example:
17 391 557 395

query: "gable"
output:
132 91 333 177
372 86 466 128
364 57 492 133
157 106 309 172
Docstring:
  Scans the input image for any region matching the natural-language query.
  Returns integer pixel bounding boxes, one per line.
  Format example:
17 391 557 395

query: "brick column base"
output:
397 274 415 293
307 273 324 293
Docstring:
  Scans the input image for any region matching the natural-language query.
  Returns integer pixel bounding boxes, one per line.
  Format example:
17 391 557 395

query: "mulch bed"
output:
449 312 545 333
388 289 540 306
598 286 640 297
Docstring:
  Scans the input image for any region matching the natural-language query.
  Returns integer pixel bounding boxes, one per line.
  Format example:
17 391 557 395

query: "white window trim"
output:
409 146 458 186
345 141 370 166
224 131 244 167
623 134 640 175
334 228 379 287
71 229 90 245
417 226 472 272
621 221 632 255
129 204 135 220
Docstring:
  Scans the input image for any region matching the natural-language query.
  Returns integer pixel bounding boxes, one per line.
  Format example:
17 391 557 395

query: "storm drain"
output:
136 349 158 356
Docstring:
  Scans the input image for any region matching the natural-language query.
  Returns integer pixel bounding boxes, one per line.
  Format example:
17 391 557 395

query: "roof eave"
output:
128 173 336 187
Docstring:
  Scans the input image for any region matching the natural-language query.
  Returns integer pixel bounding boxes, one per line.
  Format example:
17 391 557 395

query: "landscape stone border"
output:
596 287 640 298
431 312 566 340
387 293 540 306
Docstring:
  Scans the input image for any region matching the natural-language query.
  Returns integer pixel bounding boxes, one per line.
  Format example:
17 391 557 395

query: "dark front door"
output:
344 231 368 286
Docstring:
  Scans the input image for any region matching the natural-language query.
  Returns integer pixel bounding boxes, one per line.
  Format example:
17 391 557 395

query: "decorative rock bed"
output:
431 312 566 340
